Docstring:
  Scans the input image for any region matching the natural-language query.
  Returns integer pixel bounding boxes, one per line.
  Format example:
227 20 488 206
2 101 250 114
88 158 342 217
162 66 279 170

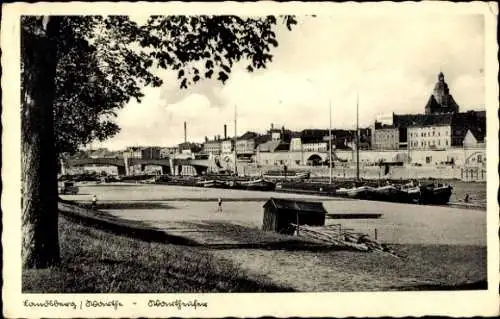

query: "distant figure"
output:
217 197 223 212
464 194 470 203
91 194 97 208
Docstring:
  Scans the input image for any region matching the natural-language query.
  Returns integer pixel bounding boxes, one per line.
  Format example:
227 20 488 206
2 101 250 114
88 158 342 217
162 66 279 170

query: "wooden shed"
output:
262 198 327 235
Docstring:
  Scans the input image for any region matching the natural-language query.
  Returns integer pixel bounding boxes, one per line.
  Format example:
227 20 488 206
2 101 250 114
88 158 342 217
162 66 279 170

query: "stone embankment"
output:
236 164 481 181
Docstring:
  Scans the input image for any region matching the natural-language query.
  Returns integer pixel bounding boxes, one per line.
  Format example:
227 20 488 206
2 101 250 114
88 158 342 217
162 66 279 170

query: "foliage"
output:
51 16 162 154
31 15 296 154
141 15 297 88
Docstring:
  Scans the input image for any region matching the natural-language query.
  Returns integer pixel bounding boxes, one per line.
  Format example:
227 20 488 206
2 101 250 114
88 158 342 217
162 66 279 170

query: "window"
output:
477 155 482 163
426 156 432 164
433 131 435 136
438 140 441 146
438 132 440 136
295 160 300 165
446 140 449 146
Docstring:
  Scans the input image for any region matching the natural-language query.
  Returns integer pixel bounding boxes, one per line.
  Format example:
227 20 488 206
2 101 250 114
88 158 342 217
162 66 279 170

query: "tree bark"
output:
21 16 61 268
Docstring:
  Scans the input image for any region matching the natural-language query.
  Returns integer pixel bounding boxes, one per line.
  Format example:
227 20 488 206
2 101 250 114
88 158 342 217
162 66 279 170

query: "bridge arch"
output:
306 153 324 166
465 150 486 166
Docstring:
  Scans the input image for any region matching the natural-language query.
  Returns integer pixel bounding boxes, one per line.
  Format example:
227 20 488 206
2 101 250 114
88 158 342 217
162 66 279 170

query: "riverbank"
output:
23 216 293 293
30 186 487 292
24 206 486 293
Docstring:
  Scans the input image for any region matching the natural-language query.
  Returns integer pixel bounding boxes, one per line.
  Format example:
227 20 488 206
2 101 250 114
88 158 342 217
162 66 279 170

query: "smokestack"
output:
224 124 227 139
271 123 274 130
184 121 187 143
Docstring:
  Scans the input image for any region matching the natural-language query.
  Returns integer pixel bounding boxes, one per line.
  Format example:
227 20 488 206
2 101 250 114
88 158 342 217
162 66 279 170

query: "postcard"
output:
2 1 499 318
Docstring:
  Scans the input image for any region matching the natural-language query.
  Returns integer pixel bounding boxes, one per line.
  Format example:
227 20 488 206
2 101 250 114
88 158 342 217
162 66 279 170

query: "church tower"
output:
425 72 460 115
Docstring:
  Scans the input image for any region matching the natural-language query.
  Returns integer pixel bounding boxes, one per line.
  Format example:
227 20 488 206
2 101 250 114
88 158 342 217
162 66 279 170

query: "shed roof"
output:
263 198 327 214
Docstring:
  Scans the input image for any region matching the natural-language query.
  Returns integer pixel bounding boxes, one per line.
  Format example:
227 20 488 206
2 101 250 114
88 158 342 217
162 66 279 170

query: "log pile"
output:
290 223 406 259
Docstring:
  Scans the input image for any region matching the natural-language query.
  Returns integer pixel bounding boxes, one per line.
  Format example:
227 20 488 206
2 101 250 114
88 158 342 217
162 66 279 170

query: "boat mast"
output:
356 94 360 181
329 100 333 184
234 104 238 176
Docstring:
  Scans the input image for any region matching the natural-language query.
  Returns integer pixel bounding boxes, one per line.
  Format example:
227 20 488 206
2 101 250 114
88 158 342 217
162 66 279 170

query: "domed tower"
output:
433 72 449 105
425 72 460 115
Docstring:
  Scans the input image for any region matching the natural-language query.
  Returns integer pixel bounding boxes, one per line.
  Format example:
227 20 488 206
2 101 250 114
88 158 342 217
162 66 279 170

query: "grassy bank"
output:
22 217 293 293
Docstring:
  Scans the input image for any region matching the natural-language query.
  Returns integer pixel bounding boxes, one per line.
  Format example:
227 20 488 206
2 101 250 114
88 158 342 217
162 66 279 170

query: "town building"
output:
371 72 484 152
371 123 400 150
267 123 293 143
450 111 486 146
202 138 222 155
463 128 486 148
140 147 161 160
300 129 329 152
124 146 143 159
236 131 258 155
257 140 285 153
290 135 302 152
221 139 234 154
372 110 486 151
425 72 460 115
160 147 179 158
404 114 453 150
178 142 201 155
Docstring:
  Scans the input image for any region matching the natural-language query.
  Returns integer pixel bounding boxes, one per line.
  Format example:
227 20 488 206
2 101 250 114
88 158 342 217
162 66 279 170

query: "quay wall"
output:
237 164 486 181
255 147 485 168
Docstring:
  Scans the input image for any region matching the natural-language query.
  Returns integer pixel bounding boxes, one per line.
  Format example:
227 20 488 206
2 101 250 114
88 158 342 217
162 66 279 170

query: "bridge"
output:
65 157 213 176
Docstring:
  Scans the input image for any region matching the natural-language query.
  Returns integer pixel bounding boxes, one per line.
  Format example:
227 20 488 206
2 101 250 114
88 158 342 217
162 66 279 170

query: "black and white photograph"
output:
2 1 499 318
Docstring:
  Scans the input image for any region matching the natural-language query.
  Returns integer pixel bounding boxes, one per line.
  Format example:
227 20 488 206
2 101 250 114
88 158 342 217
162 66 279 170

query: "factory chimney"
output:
224 124 227 139
184 121 187 143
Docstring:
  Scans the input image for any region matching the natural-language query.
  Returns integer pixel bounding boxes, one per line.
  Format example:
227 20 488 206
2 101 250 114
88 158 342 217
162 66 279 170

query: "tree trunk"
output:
21 16 61 268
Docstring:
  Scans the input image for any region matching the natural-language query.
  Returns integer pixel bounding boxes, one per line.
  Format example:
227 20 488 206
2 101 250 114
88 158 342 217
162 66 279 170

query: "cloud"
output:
100 14 485 150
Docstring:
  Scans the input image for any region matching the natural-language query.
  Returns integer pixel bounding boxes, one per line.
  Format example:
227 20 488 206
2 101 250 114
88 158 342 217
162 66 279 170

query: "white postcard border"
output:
2 1 499 318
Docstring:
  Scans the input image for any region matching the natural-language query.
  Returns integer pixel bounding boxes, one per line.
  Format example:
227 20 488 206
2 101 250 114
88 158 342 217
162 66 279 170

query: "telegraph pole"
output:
356 94 360 181
329 100 333 184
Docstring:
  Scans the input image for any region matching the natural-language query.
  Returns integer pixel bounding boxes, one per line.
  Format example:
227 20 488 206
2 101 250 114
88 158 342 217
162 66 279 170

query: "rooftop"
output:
257 140 282 152
263 198 327 214
394 113 454 128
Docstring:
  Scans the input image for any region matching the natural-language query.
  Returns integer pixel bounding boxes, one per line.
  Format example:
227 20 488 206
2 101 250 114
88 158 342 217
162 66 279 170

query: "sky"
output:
98 14 485 150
